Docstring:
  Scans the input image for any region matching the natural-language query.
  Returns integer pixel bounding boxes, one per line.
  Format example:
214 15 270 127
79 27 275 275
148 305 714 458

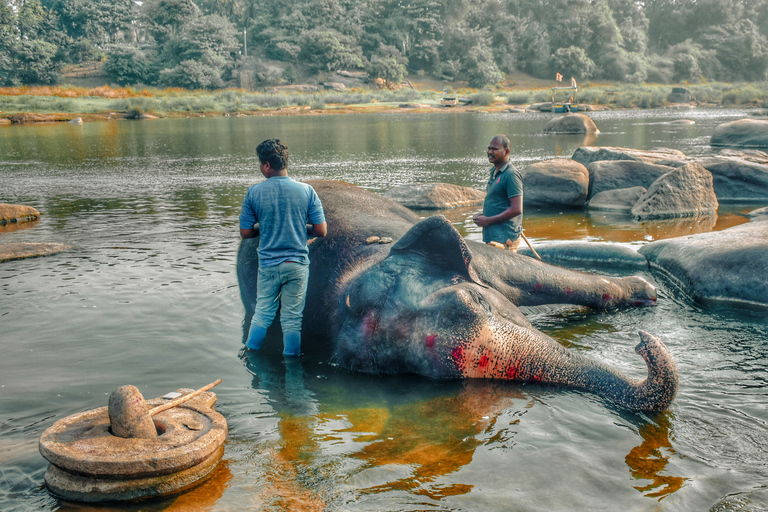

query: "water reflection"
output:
52 461 234 512
625 413 687 500
240 347 541 505
0 219 39 234
549 132 599 157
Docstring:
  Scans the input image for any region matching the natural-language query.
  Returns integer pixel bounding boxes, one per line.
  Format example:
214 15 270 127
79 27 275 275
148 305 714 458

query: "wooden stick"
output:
149 379 222 416
520 232 542 261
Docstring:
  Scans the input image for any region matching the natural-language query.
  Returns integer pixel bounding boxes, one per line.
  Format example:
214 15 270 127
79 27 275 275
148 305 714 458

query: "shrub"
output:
469 91 495 106
507 91 531 104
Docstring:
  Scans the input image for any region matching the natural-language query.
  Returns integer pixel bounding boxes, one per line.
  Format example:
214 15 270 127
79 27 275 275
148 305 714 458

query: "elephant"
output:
237 180 678 412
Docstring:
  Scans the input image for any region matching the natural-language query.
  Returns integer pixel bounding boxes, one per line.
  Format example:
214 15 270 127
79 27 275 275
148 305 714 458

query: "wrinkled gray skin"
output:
237 181 678 412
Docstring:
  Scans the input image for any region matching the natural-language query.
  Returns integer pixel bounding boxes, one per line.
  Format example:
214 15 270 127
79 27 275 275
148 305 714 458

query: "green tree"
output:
153 13 237 88
552 46 596 81
299 27 363 72
0 2 18 85
701 20 768 81
104 44 150 85
158 58 224 88
15 39 60 83
142 0 200 45
464 43 504 88
366 43 407 87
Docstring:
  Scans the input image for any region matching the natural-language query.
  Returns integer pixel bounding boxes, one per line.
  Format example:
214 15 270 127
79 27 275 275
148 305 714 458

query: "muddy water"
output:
1 110 767 511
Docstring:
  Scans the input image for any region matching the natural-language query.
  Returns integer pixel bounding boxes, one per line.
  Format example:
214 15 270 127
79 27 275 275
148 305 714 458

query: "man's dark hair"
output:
493 134 510 150
256 139 289 170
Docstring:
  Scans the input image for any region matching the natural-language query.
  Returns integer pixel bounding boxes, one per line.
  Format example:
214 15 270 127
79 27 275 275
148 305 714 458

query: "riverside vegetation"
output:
2 80 768 122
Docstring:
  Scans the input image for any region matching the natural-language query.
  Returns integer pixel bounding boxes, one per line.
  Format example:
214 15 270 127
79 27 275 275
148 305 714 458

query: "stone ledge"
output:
0 242 70 262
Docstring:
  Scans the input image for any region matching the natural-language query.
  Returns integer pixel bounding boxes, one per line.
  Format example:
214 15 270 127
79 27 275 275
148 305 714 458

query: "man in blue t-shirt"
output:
473 134 523 251
239 139 327 355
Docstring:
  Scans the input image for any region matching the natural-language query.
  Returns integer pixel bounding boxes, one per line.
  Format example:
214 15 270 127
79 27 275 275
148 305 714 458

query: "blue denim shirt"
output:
240 177 325 267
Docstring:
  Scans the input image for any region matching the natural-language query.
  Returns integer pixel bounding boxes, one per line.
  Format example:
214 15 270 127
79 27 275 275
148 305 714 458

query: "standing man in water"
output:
239 139 327 356
473 134 524 251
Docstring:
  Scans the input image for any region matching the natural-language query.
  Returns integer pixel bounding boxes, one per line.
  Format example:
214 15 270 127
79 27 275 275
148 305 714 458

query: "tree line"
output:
2 0 768 89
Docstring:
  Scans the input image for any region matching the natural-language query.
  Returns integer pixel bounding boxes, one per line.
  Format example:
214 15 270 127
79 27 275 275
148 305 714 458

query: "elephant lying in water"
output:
237 180 678 412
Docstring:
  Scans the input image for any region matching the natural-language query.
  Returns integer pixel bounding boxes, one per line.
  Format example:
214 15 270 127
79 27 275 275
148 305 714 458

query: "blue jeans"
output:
251 261 310 334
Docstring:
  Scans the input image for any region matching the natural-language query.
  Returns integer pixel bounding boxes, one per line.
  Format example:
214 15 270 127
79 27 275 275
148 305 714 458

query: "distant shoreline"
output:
1 80 766 125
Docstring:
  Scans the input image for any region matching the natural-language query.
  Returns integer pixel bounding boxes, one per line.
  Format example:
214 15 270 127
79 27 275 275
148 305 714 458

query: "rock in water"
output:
108 385 158 438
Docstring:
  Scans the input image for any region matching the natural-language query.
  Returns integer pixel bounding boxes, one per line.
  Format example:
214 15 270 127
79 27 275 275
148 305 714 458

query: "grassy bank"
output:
2 81 768 122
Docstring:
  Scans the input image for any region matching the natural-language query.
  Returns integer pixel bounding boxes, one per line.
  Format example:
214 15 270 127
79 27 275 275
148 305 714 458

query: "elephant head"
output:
332 216 678 412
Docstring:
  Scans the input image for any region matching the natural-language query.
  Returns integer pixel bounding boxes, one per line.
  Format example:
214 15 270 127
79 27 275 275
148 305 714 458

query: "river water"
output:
1 108 767 511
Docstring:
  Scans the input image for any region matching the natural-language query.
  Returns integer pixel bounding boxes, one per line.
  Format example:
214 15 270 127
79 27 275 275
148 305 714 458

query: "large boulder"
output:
572 146 688 167
0 204 40 224
631 163 719 220
588 160 676 198
710 118 768 148
693 157 768 202
668 87 692 103
639 220 768 310
542 113 599 134
521 159 589 207
383 182 485 209
587 186 647 211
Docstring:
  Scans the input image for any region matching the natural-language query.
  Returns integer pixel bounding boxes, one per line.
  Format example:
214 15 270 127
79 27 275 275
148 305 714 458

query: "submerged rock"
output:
639 220 768 310
542 113 599 134
631 163 719 220
587 186 647 211
711 118 768 148
0 203 40 224
383 182 485 209
0 242 69 262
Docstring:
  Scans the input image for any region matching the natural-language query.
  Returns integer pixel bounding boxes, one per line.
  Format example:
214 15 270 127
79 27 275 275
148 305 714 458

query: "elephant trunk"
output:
456 327 678 412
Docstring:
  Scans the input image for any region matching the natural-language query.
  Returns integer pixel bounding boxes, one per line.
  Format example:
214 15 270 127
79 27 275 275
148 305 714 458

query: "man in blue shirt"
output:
473 134 523 251
239 139 327 355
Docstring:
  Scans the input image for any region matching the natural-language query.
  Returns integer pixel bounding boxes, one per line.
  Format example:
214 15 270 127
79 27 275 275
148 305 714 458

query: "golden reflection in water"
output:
55 459 234 512
252 414 327 511
625 413 686 500
341 380 526 500
0 219 40 234
537 317 617 349
439 203 752 244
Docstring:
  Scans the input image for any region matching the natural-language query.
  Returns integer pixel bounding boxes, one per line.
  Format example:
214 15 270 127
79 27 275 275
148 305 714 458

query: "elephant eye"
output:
469 288 493 315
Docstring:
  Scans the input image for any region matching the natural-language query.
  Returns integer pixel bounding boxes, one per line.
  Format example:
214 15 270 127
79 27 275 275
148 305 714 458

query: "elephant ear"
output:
389 215 484 286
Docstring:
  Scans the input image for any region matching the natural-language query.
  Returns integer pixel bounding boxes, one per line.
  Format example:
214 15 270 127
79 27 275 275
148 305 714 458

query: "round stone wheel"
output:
39 389 227 501
44 444 224 502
